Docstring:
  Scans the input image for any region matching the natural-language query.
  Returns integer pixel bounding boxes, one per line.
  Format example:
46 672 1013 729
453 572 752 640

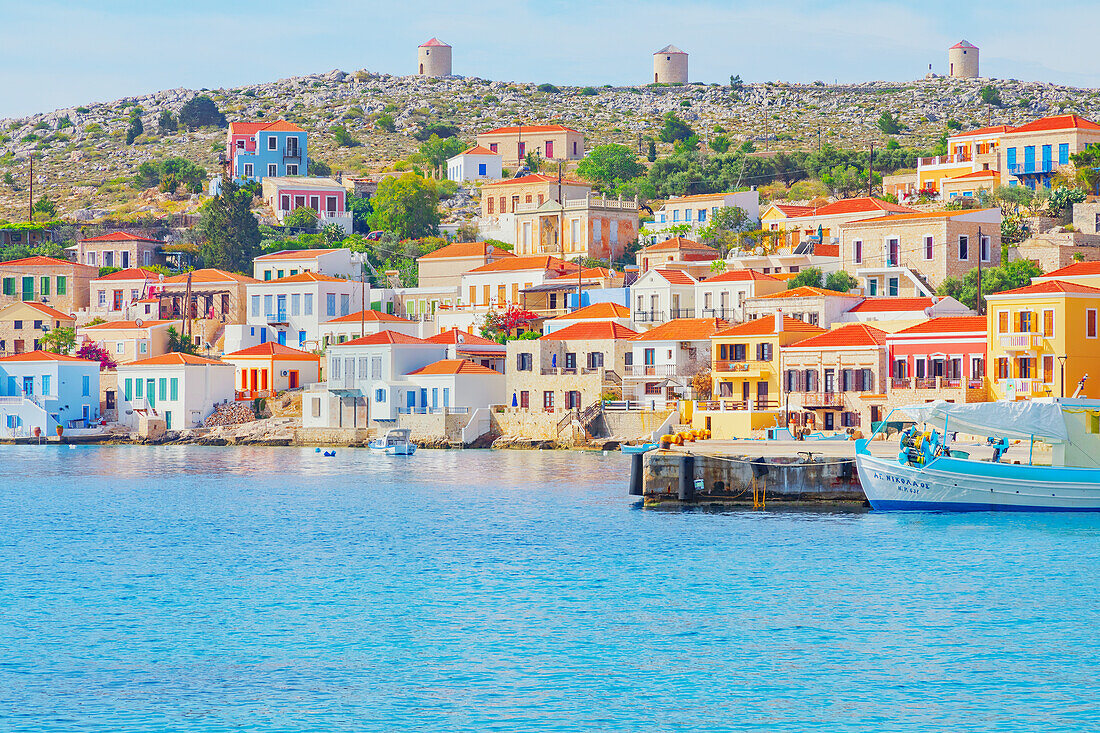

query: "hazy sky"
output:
2 0 1099 118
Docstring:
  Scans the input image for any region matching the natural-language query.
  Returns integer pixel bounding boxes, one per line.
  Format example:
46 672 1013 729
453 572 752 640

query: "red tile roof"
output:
768 204 815 217
986 280 1100 297
466 256 573 274
1040 261 1100 278
458 145 499 156
785 323 888 349
945 170 1000 180
632 318 728 341
1009 114 1100 134
849 208 999 225
81 319 178 330
424 328 499 346
847 297 934 313
0 350 96 364
127 353 225 367
540 321 638 341
890 316 988 336
161 269 258 284
417 241 513 260
93 267 161 282
815 243 840 257
714 315 826 337
756 286 854 299
254 248 340 261
643 236 716 252
702 269 778 284
481 124 579 135
19 302 75 320
79 231 163 243
483 173 589 188
265 272 348 284
335 331 429 347
326 309 413 324
0 256 87 268
950 40 977 49
407 359 502 376
949 124 1014 138
229 120 305 134
652 269 696 285
549 302 631 320
419 38 450 47
222 342 321 360
812 197 919 216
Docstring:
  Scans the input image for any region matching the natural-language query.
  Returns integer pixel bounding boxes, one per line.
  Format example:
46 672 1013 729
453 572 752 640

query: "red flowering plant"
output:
75 342 117 370
479 305 540 343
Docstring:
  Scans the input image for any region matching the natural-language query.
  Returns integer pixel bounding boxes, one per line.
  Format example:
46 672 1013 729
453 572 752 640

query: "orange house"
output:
221 342 321 400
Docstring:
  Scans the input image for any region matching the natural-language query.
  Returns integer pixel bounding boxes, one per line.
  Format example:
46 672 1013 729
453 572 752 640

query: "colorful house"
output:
253 248 364 282
88 268 161 321
226 120 308 182
0 302 75 356
916 125 1011 196
1000 115 1100 189
647 191 761 239
744 286 862 328
446 145 503 183
884 315 989 409
629 268 698 326
70 231 165 269
261 176 351 234
624 317 727 410
422 328 506 372
984 280 1100 401
221 342 321 400
77 319 183 364
416 241 515 290
637 237 718 273
544 301 634 335
0 351 101 435
0 255 99 313
116 353 236 431
695 269 785 321
318 309 419 345
693 313 824 438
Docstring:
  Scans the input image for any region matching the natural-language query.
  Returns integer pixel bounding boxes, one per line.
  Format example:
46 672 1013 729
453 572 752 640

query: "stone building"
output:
948 40 979 79
653 45 688 84
418 38 452 77
0 255 99 314
69 231 165 269
474 125 585 167
0 302 75 356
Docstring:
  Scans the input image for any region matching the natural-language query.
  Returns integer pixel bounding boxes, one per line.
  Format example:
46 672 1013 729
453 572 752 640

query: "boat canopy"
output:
897 400 1070 442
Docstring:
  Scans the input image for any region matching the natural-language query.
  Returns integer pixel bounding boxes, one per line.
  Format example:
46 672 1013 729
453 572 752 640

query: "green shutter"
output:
2 278 12 296
135 379 143 398
170 378 178 401
21 276 34 301
124 378 132 401
56 276 66 295
159 378 167 402
40 277 50 296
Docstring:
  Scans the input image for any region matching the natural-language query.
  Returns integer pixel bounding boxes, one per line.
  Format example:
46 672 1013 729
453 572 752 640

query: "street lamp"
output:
1058 355 1069 399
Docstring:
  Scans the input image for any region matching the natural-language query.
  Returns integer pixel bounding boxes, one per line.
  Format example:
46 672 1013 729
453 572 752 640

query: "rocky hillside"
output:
2 68 1099 222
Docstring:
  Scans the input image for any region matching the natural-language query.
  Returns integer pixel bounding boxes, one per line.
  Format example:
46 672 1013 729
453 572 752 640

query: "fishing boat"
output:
855 399 1100 511
369 428 417 456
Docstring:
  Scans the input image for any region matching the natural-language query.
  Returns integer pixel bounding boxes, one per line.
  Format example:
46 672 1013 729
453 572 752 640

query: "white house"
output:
86 268 161 322
423 328 507 372
624 318 724 409
646 191 761 240
116 353 236 431
630 268 698 327
253 248 366 281
317 309 421 346
230 272 367 353
0 351 101 435
446 145 503 183
460 255 575 309
839 296 973 324
405 359 505 412
694 269 786 321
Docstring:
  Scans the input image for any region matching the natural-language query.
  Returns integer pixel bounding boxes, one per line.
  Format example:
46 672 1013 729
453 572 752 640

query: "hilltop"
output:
2 68 1100 222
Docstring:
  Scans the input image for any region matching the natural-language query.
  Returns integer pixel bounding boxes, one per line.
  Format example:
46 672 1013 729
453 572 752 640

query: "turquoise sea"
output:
2 445 1099 731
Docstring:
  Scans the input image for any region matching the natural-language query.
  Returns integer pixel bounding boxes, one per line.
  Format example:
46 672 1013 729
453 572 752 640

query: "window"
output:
868 279 878 296
487 198 494 214
516 353 533 371
698 209 706 222
924 236 933 260
1088 309 1098 339
489 143 497 153
371 357 383 379
304 293 313 315
135 378 143 398
587 351 604 369
139 341 148 354
40 277 49 296
478 163 487 176
327 293 336 317
1043 355 1054 384
853 240 862 264
82 375 90 397
41 375 50 396
286 165 298 175
291 293 300 316
116 342 124 354
124 378 132 401
12 320 21 330
159 378 167 402
331 357 341 380
520 391 529 409
1019 311 1033 333
268 164 278 177
251 295 260 317
340 294 350 316
1059 143 1070 165
888 277 899 297
1018 357 1033 379
1043 309 1054 337
958 235 968 260
268 135 278 151
672 210 680 222
312 398 321 418
733 344 746 362
375 388 386 403
996 357 1009 379
980 235 991 263
543 391 554 410
1 278 12 295
98 291 106 307
244 164 254 178
170 378 178 401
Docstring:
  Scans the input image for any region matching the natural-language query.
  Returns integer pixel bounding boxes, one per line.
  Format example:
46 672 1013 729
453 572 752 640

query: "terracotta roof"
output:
785 323 888 349
945 170 1000 180
482 173 589 188
457 145 499 157
768 204 815 217
325 309 413 324
847 297 934 313
811 197 920 216
19 302 75 320
229 120 305 134
549 302 631 320
81 319 178 330
986 280 1100 297
424 328 499 345
93 267 161 282
79 231 163 243
848 208 1000 225
1 256 87 268
644 236 716 252
702 269 778 284
890 316 988 336
652 269 696 285
540 321 638 341
949 125 1014 139
1040 262 1100 278
222 342 320 360
417 241 513 260
481 125 579 135
466 255 572 274
756 286 854 299
419 38 450 47
714 315 826 337
259 120 307 133
0 350 96 364
161 269 258 284
407 359 501 376
265 271 349 284
632 318 728 341
335 331 429 347
127 352 225 367
254 248 340 261
1008 114 1100 134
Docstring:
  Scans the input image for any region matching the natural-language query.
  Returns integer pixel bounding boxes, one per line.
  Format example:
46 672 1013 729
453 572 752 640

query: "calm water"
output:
1 446 1099 731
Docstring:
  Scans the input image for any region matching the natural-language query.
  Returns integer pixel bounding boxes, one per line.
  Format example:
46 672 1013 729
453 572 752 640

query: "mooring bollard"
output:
628 452 643 496
678 454 695 501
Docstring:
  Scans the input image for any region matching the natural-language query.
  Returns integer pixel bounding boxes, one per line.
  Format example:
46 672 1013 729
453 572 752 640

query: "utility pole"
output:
976 226 983 316
28 154 33 222
360 267 367 338
763 91 768 152
868 143 874 198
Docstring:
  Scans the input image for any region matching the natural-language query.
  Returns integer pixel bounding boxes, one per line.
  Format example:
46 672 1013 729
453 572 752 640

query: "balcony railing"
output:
891 377 985 391
634 310 666 323
1009 161 1055 176
236 389 275 401
1000 333 1041 351
700 307 734 319
713 359 772 372
668 308 694 320
799 391 845 408
919 153 971 166
266 310 288 324
696 399 780 412
283 146 302 160
397 407 470 415
627 364 678 377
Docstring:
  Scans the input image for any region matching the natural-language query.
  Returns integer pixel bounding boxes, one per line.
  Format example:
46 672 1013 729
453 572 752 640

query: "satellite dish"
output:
134 318 144 327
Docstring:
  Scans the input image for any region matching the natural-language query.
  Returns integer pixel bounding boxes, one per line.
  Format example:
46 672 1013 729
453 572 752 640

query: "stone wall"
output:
491 408 563 442
600 409 673 441
1014 233 1100 272
884 379 990 415
397 411 468 442
293 426 374 445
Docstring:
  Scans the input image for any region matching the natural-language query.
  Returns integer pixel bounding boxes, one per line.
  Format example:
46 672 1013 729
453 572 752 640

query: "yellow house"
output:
985 280 1100 401
916 125 1011 195
692 313 824 438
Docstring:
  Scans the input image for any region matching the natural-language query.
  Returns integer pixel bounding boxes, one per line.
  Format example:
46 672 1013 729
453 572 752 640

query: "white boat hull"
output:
856 453 1100 512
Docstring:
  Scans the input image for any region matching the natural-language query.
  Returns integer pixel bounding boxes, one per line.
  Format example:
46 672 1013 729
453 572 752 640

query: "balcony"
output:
1009 161 1055 177
236 389 275 401
634 310 666 324
283 146 302 161
919 153 971 166
1000 332 1041 351
891 376 986 391
713 359 773 374
668 308 694 320
695 399 780 412
800 391 844 409
626 364 679 378
266 310 288 325
700 307 735 320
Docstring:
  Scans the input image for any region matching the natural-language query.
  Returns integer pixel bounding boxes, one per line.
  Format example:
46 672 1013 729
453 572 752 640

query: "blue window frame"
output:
431 388 439 409
1042 144 1052 168
22 376 33 395
1059 143 1070 165
251 295 260 317
298 330 306 346
698 209 706 222
443 388 450 408
326 293 336 316
375 388 386 403
82 375 90 397
406 391 416 408
41 375 50 396
672 210 680 222
478 163 487 176
1007 147 1017 169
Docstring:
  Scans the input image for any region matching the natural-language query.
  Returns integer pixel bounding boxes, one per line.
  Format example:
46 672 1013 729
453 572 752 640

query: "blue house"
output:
0 351 101 436
227 120 309 183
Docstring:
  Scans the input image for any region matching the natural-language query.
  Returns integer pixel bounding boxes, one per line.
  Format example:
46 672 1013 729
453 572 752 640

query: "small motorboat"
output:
621 442 657 455
369 428 417 456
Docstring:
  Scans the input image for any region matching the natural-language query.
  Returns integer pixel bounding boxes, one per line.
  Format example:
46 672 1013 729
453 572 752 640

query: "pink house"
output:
260 176 351 234
885 316 988 403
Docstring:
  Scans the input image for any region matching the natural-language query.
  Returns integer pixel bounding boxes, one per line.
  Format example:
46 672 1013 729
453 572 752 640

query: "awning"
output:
896 400 1069 442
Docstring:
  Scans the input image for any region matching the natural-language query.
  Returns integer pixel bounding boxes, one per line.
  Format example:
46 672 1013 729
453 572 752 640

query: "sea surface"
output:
1 446 1099 732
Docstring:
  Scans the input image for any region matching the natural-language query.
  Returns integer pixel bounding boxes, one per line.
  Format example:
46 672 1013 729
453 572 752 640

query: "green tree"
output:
348 196 373 233
1071 146 1100 194
179 95 226 129
787 267 825 289
824 270 858 293
576 144 643 190
1047 186 1086 215
284 206 320 230
698 206 752 254
709 134 731 153
40 326 75 354
821 164 867 198
198 177 261 272
524 150 542 173
332 124 361 147
125 113 143 144
937 259 1042 310
979 86 1003 107
729 74 744 91
419 134 466 177
132 162 160 189
166 326 198 355
537 83 560 93
308 159 332 176
366 172 440 239
158 110 178 133
376 114 396 133
158 157 206 194
412 122 459 141
32 196 57 218
646 140 657 162
876 111 902 135
658 112 694 143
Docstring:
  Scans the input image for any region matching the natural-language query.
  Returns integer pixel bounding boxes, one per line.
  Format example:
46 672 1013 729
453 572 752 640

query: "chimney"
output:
774 308 784 333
